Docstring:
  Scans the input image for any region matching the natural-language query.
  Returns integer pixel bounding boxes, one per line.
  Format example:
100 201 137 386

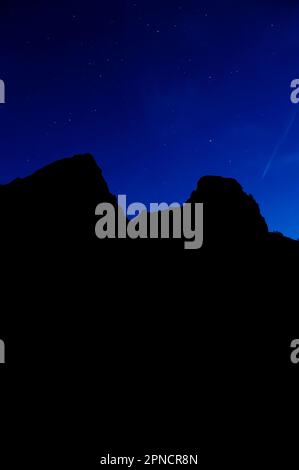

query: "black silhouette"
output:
1 153 298 254
0 154 298 467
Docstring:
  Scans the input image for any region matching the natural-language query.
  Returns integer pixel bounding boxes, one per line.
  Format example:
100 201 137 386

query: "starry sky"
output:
0 0 299 238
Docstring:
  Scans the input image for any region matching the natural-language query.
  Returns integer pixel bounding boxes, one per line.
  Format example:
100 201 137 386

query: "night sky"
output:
1 0 299 238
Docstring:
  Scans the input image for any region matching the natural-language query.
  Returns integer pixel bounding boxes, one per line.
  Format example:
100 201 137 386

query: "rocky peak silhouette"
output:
0 154 116 246
187 175 268 246
0 153 298 255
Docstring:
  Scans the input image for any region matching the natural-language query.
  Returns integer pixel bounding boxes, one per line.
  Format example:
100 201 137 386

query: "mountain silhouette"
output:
187 175 268 244
0 154 116 247
0 153 298 255
1 154 298 468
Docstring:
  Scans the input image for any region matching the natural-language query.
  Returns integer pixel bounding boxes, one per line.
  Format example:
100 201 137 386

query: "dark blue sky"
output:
1 0 299 237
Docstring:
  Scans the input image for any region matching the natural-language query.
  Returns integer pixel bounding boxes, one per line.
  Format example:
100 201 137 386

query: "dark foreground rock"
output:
0 154 298 468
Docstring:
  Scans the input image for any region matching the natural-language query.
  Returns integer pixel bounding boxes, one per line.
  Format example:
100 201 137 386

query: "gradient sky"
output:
0 0 299 237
